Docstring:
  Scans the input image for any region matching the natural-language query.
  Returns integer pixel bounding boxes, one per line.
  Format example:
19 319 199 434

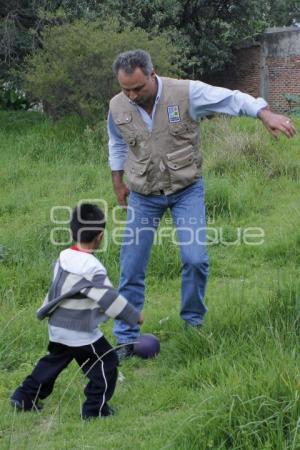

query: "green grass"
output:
0 111 299 449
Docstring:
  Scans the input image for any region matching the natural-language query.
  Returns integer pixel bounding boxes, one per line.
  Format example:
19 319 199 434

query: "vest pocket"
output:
114 112 138 146
168 120 199 149
167 155 194 170
114 112 133 125
165 145 199 186
124 159 149 193
127 160 148 175
168 121 194 135
166 145 194 165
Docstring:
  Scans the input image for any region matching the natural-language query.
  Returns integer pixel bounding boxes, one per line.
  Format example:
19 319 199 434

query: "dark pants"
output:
11 336 118 419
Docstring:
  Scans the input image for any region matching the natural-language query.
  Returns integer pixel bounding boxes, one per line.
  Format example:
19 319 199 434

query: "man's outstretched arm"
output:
189 80 296 139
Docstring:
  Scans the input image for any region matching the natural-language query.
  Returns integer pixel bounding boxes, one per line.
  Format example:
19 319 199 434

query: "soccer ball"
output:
133 334 160 359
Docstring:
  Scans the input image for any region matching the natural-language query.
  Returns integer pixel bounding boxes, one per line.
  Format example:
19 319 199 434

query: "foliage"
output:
96 0 271 77
22 19 177 120
1 1 300 81
283 93 300 116
0 1 69 80
268 0 300 26
0 81 30 110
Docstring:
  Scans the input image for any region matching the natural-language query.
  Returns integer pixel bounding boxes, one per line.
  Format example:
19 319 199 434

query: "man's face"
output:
117 67 157 106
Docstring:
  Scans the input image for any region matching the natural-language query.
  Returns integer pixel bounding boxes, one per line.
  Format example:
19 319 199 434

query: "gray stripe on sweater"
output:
48 265 69 299
61 273 90 296
96 289 120 309
49 307 107 332
115 302 140 326
37 280 93 319
91 273 107 285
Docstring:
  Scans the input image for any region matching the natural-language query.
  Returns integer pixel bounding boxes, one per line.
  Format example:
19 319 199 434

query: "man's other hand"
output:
115 183 129 207
258 108 296 139
111 170 129 207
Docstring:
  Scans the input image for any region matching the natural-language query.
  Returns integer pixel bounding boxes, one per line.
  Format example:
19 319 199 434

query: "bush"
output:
22 19 178 120
0 81 30 110
283 93 300 116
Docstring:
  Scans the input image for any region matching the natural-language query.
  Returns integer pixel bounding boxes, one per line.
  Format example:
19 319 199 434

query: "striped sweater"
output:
37 251 139 333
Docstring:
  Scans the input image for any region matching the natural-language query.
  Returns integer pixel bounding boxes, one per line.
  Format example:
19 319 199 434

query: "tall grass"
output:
0 111 299 449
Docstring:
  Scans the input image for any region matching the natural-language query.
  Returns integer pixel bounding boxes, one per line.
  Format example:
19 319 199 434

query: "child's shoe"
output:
116 343 134 361
82 403 115 420
11 396 43 412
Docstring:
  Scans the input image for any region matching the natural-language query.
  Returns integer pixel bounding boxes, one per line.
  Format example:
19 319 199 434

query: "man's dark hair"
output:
70 203 106 243
112 49 153 76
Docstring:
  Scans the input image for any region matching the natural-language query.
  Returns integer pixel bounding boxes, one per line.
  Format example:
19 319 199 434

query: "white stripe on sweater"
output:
59 297 101 310
86 287 109 302
105 294 127 318
60 273 83 295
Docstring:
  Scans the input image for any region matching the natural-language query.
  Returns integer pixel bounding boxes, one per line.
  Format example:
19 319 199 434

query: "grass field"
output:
0 110 299 450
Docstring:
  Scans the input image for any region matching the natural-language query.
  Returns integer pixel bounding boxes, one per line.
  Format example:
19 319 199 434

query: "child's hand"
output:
138 312 144 325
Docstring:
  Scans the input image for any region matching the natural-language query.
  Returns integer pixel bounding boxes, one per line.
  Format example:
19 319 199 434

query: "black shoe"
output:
11 397 43 412
82 404 115 420
184 321 203 330
101 404 115 417
116 343 134 362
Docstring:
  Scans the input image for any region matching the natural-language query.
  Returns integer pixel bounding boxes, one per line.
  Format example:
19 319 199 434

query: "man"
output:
107 49 295 358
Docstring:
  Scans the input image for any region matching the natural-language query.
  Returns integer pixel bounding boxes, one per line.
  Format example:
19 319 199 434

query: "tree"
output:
22 19 178 119
268 0 300 26
94 0 270 77
2 0 300 82
0 1 68 79
94 0 300 77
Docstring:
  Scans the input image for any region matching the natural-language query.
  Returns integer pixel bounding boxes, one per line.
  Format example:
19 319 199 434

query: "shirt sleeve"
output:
107 111 129 170
84 286 140 326
189 80 268 121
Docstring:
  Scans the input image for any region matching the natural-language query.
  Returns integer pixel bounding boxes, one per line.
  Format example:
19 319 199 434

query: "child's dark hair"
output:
70 203 106 243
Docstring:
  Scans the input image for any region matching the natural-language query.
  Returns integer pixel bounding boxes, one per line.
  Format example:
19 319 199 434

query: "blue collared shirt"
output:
107 76 267 170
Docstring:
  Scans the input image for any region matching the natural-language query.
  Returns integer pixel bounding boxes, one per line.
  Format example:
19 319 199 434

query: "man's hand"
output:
138 312 144 325
258 108 296 139
112 170 129 208
115 183 129 208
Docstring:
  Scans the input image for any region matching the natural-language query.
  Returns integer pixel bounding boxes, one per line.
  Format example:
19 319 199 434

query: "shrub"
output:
22 19 178 120
283 93 300 116
0 81 30 110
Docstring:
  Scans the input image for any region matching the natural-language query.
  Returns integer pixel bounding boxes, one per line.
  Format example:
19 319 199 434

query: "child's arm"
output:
82 285 141 326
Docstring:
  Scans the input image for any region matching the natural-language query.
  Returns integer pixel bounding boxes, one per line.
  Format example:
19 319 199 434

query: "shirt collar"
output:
70 245 93 254
155 75 162 103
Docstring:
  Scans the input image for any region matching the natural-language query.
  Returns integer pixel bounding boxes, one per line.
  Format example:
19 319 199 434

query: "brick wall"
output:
267 55 300 112
204 28 300 113
205 47 261 98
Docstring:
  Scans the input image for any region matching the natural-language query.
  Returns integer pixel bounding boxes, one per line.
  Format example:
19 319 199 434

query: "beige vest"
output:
109 77 202 195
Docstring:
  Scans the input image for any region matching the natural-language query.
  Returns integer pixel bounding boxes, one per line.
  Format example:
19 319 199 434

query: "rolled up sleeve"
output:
107 112 128 170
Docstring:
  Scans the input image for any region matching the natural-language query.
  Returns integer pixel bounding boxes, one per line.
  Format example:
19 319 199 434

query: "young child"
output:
11 203 143 419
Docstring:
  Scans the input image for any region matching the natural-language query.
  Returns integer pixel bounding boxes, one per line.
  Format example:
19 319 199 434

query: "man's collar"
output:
155 75 162 103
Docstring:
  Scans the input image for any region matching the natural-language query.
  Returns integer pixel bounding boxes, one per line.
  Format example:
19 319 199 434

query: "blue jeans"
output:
113 178 209 343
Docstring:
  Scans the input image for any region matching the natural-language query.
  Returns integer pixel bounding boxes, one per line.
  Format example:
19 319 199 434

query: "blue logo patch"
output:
167 105 181 123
